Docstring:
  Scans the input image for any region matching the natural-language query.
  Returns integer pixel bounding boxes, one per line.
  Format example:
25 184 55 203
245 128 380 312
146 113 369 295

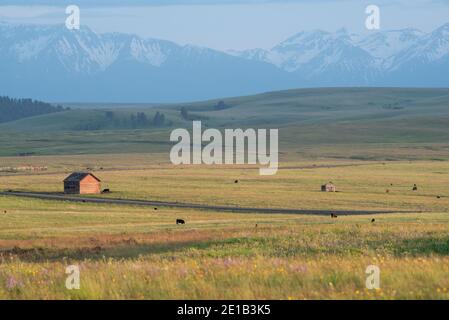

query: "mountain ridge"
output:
1 21 449 102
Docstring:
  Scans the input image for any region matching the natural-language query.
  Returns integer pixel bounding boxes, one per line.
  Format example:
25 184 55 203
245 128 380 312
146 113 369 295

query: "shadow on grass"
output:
0 241 202 263
2 234 449 263
389 237 449 256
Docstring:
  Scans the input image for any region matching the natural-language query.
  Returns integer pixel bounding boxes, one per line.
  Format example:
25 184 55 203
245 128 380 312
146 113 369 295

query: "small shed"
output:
321 182 336 192
64 172 101 195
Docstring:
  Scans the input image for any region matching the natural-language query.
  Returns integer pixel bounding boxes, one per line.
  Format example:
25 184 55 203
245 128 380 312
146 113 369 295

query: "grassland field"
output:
1 153 449 299
1 88 449 299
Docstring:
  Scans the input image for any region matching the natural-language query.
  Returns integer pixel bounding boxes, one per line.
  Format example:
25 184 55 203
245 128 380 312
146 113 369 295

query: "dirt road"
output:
0 191 417 216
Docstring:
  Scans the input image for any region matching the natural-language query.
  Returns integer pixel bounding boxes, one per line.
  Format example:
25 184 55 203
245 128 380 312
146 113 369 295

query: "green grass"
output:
1 157 449 299
1 88 449 299
1 194 449 299
2 159 448 212
2 88 449 157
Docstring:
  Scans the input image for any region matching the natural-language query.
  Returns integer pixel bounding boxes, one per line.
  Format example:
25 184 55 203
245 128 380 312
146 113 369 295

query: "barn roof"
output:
63 172 101 183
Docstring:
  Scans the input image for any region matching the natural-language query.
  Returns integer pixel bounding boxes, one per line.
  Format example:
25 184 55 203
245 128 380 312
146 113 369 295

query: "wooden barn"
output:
321 182 336 192
64 172 101 195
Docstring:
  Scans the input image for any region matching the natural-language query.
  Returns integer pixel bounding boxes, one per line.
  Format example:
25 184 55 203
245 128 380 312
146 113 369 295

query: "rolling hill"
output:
1 88 449 159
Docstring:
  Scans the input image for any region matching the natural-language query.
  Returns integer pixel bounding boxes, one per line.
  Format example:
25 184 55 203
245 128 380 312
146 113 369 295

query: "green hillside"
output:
1 88 449 158
0 96 68 123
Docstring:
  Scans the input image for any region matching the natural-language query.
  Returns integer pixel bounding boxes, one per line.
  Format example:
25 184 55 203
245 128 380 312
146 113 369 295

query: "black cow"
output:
176 219 186 225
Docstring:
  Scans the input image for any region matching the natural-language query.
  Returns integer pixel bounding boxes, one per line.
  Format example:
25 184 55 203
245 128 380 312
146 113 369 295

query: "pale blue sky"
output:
1 0 449 50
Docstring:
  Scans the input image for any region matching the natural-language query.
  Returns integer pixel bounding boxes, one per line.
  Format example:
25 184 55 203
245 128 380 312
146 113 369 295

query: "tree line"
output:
73 111 169 130
179 100 229 121
0 96 69 123
128 111 166 128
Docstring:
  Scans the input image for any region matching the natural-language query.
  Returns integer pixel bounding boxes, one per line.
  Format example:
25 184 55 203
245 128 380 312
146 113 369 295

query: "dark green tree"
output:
180 107 189 120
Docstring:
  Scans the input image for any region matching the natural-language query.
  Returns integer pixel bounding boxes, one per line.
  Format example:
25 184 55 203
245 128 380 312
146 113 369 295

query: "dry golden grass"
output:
1 156 448 212
1 155 449 299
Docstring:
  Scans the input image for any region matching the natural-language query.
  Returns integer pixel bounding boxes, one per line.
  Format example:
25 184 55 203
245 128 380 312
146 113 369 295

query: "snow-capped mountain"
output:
267 29 380 84
231 24 449 88
0 23 229 74
389 23 449 68
385 23 449 86
1 23 118 73
1 21 449 102
353 28 424 60
230 29 375 72
0 22 294 102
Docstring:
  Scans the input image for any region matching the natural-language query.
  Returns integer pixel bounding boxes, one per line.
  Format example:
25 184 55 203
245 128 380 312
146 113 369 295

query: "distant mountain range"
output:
230 25 449 87
1 21 449 102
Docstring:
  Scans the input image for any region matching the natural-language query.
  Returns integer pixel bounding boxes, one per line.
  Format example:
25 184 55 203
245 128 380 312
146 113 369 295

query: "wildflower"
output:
223 258 235 268
6 276 22 290
289 264 308 273
177 267 189 277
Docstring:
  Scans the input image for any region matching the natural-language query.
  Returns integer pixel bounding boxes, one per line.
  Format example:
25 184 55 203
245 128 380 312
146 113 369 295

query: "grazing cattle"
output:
154 207 158 210
234 180 239 184
102 188 111 193
386 189 390 193
437 196 441 199
176 219 186 225
322 182 336 192
330 213 338 218
371 219 376 223
3 210 6 214
255 224 258 228
413 184 418 191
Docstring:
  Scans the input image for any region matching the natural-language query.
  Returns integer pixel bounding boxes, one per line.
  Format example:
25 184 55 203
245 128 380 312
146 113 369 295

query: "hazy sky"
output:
1 0 449 50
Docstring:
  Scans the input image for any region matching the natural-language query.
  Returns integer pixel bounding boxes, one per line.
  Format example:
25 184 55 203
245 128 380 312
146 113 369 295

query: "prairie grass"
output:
1 158 448 212
1 157 449 299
